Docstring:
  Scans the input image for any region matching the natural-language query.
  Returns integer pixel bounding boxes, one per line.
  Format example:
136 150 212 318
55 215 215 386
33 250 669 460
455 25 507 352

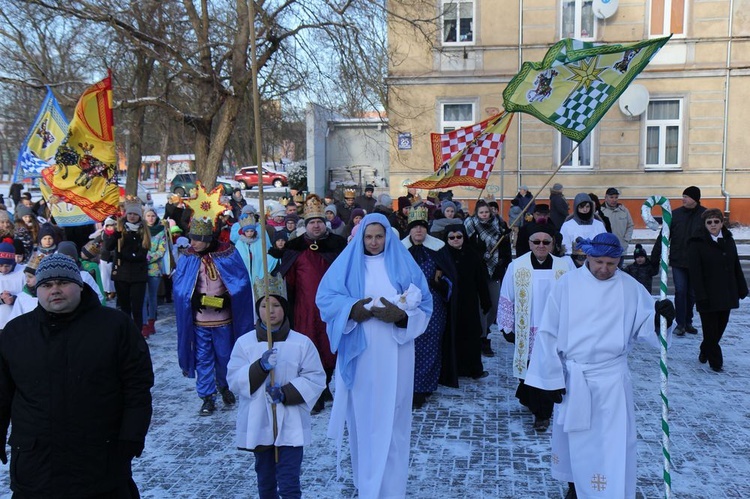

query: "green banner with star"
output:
503 35 671 143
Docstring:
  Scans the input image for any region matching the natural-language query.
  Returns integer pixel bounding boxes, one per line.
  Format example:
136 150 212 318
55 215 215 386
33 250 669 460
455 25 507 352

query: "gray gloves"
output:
371 298 407 324
349 298 373 322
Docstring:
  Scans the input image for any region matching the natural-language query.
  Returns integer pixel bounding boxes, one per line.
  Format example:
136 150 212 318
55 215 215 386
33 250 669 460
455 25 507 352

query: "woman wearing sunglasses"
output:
688 208 748 372
443 224 492 379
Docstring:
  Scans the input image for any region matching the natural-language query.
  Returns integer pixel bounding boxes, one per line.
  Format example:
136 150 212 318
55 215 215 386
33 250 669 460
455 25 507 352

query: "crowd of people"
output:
0 181 743 498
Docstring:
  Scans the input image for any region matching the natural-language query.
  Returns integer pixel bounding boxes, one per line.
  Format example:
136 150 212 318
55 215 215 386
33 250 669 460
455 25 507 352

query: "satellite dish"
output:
593 0 619 19
618 84 650 117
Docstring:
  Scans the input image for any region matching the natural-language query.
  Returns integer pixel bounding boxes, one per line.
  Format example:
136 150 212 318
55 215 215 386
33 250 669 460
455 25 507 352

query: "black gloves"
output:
191 292 205 313
371 298 407 324
349 298 373 323
220 291 231 310
119 440 144 460
541 388 566 405
654 299 675 330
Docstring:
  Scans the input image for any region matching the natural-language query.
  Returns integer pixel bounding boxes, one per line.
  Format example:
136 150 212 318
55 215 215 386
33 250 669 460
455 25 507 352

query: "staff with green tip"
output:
641 195 673 499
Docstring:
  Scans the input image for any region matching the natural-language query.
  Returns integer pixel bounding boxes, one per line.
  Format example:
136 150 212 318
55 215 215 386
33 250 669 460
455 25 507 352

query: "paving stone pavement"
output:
2 297 749 498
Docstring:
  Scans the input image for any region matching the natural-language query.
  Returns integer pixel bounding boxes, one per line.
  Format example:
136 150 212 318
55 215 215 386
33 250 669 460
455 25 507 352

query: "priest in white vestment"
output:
316 214 432 499
525 233 675 499
498 221 574 431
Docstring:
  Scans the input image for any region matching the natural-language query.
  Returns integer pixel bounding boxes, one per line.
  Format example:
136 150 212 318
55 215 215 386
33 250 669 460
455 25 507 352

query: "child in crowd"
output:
8 252 44 322
0 242 25 330
227 276 325 499
625 243 657 293
36 222 61 256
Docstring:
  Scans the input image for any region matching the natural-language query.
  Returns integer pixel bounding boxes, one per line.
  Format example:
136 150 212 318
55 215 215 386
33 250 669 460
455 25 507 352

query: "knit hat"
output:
81 239 101 260
270 206 286 219
241 205 257 215
633 244 647 259
534 203 550 214
376 194 392 208
34 253 83 287
103 216 117 227
325 204 337 216
397 196 411 210
364 185 375 193
57 241 81 268
441 200 457 213
123 196 143 217
38 222 58 245
284 214 299 225
683 186 701 203
0 211 10 224
175 236 190 249
14 205 33 219
0 242 14 265
526 221 557 239
348 208 366 224
551 183 564 192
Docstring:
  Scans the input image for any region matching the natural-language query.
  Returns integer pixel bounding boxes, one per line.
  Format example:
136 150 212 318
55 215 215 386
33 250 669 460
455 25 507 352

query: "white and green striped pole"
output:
641 195 673 499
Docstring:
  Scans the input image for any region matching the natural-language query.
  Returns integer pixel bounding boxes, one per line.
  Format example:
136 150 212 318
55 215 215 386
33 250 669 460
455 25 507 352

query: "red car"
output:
234 166 288 190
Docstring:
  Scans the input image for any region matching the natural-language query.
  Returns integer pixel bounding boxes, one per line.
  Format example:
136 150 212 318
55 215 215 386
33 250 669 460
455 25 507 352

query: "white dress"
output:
328 253 429 499
525 266 665 498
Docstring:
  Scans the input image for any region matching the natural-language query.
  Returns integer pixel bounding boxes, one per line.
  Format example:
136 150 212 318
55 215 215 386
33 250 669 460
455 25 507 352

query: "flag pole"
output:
641 196 673 499
488 140 581 256
248 0 278 462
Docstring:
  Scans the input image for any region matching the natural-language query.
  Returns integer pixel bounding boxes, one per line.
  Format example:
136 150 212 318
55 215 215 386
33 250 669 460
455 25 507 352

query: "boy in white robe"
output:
7 253 44 322
0 242 25 330
525 233 675 499
316 214 432 499
227 275 325 499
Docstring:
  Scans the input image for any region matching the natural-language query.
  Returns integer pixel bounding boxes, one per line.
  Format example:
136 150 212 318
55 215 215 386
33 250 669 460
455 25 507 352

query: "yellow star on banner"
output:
566 57 606 91
183 181 228 225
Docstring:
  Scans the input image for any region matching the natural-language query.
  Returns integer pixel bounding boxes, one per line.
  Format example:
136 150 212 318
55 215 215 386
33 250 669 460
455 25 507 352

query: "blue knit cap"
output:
34 253 83 287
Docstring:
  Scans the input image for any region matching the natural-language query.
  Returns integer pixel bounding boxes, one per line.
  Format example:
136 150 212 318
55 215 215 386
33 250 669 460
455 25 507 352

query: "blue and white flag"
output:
13 88 69 181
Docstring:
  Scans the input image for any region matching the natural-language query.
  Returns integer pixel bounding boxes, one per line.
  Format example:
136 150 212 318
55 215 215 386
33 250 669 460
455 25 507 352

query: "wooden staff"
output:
248 0 278 462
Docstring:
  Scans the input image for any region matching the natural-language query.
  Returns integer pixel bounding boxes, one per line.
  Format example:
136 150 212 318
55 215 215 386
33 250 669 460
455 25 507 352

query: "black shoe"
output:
199 397 216 416
686 324 698 334
565 483 577 499
311 396 325 414
674 326 686 336
533 417 550 432
322 386 333 402
412 392 427 410
218 387 236 406
481 339 495 357
699 352 707 364
711 365 723 372
471 371 490 380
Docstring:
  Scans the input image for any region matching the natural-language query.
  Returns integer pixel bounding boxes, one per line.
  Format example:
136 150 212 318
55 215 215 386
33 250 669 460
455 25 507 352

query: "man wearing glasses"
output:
498 222 575 432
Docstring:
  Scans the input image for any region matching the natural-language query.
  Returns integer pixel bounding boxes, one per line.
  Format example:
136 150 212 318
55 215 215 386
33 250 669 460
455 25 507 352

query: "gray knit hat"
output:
34 253 83 287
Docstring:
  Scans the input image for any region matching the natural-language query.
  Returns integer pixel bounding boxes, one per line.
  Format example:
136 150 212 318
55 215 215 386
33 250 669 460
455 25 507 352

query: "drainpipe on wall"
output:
721 0 735 220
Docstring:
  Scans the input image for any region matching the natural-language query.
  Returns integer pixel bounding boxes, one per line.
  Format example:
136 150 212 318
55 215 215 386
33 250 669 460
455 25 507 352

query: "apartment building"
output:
387 0 750 224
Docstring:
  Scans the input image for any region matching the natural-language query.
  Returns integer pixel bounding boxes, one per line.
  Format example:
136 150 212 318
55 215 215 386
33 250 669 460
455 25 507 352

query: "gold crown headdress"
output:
189 217 214 242
293 192 305 204
24 252 46 273
344 188 356 199
239 215 256 231
183 181 229 230
252 274 288 302
407 206 428 225
279 196 290 207
304 194 326 221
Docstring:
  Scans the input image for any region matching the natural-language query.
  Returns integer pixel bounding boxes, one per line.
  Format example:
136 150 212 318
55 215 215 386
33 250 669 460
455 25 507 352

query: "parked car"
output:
170 173 234 197
234 166 288 190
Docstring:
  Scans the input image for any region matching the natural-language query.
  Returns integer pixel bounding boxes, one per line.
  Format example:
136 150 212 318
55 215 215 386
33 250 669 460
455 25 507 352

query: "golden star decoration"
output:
183 181 228 225
566 57 606 92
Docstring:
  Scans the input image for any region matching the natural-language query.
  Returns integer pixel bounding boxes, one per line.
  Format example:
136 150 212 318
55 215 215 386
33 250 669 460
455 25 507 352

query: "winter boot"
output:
219 386 236 406
199 396 216 416
481 338 495 357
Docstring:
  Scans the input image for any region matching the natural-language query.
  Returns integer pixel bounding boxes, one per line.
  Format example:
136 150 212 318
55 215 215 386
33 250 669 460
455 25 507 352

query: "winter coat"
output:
600 203 634 251
624 259 656 293
668 204 707 268
688 227 748 313
0 286 154 497
549 192 569 230
104 227 149 283
513 192 535 221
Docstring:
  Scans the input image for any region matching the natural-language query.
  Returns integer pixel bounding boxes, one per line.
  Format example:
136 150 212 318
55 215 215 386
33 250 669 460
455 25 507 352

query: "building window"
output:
561 0 595 40
645 99 682 168
442 0 474 44
559 132 593 168
650 0 685 37
441 103 474 132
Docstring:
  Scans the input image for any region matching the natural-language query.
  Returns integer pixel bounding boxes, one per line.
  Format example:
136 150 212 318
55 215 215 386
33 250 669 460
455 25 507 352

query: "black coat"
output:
0 286 154 497
668 204 707 268
688 227 748 313
549 192 569 230
104 228 149 283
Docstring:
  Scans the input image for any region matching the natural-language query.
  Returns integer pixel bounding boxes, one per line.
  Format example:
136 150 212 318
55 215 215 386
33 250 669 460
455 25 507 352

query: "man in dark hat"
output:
355 185 377 214
498 221 575 432
525 232 675 499
389 196 412 239
653 186 706 335
515 204 562 257
600 187 634 267
0 253 153 498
